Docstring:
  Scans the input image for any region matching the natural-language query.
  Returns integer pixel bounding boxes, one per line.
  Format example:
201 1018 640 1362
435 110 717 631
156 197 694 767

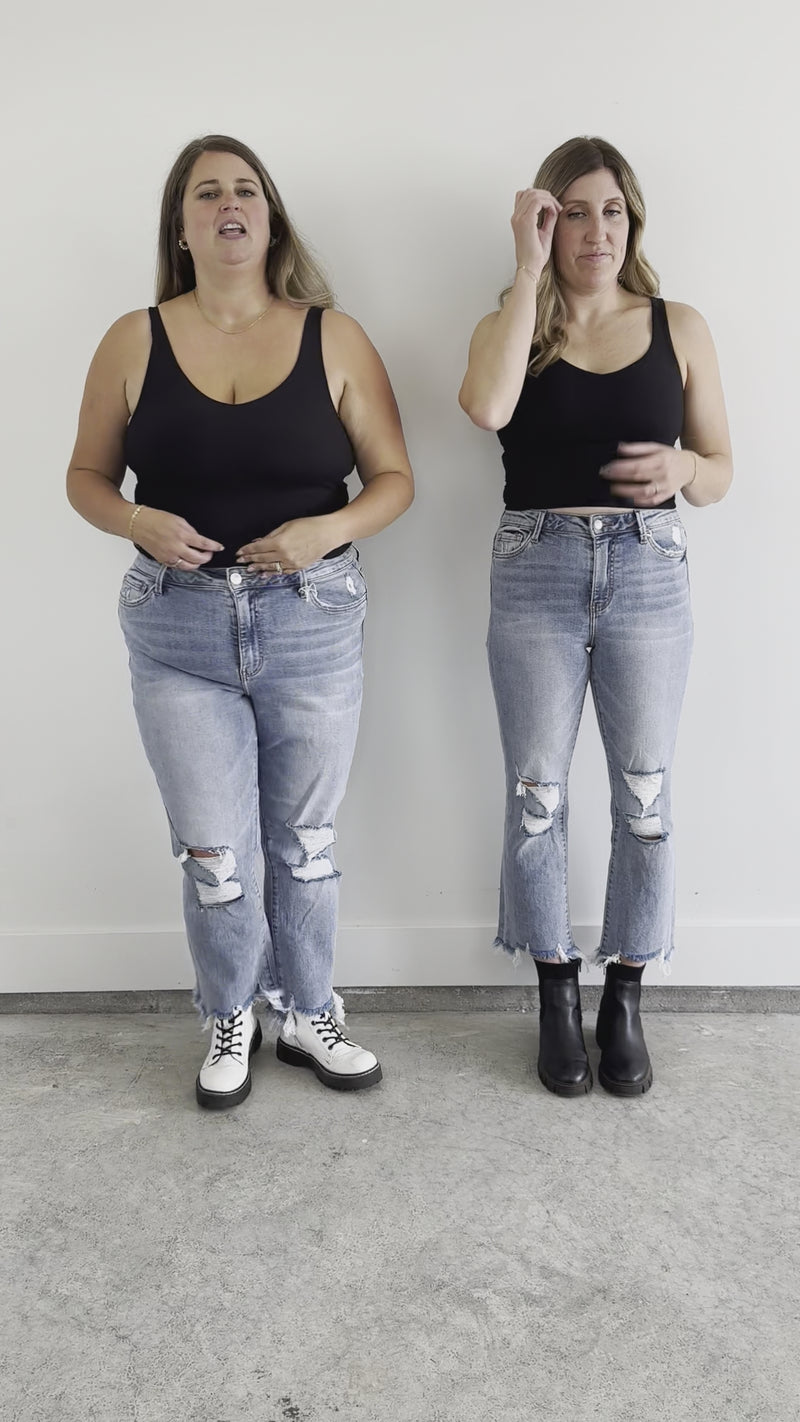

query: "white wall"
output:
2 0 797 991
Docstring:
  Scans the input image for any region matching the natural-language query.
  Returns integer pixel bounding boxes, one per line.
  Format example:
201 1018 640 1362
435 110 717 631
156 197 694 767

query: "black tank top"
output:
125 305 354 567
497 297 684 510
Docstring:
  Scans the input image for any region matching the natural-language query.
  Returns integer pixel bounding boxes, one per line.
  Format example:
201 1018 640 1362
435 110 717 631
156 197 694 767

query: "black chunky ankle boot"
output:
535 958 592 1097
596 961 653 1096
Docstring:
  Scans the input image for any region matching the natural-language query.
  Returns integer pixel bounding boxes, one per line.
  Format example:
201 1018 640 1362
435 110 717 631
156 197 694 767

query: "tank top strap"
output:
148 306 170 349
146 306 179 374
650 295 670 344
288 304 324 378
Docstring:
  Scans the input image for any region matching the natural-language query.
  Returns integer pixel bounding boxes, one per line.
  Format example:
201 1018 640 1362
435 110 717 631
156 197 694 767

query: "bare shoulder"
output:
664 301 715 349
93 308 151 368
320 308 391 400
321 307 377 358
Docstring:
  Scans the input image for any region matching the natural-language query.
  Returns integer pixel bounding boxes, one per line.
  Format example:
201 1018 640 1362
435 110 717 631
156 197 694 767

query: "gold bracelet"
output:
128 504 143 540
516 264 540 284
683 452 698 489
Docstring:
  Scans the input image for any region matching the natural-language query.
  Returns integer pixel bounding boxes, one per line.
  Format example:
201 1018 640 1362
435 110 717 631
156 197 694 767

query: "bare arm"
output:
238 311 414 572
601 304 733 508
66 311 223 565
458 188 561 430
66 312 145 538
670 302 733 507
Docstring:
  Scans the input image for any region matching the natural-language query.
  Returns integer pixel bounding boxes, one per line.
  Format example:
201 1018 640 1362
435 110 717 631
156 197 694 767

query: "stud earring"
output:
269 234 278 248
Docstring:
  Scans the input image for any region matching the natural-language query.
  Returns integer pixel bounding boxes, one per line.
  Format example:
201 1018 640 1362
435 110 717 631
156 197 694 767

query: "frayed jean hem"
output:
193 986 347 1032
595 945 674 977
493 936 585 967
193 985 288 1031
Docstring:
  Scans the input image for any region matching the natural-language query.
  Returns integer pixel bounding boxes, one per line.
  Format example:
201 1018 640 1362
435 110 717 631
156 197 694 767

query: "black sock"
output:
605 960 645 982
535 957 580 981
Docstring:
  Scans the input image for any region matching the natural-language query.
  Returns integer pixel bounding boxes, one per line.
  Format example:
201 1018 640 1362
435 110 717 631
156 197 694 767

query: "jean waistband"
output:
499 509 682 542
131 546 360 594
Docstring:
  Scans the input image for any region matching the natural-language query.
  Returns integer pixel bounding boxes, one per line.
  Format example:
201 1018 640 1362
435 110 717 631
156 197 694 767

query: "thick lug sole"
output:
276 1035 382 1091
598 1063 653 1097
537 1065 593 1097
195 1019 263 1110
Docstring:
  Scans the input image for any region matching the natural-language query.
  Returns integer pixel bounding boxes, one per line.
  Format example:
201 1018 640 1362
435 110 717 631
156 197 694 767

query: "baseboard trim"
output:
2 985 799 1014
1 922 798 994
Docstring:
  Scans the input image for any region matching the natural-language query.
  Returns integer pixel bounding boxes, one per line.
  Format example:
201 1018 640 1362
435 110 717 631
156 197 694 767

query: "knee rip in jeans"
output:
180 847 243 906
288 823 340 883
516 778 560 837
623 769 668 842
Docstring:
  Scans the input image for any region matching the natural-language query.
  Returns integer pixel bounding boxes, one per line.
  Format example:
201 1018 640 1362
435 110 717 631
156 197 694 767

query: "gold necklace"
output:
193 287 272 335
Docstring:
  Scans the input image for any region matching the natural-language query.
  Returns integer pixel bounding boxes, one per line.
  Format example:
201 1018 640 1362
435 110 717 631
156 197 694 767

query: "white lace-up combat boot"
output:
195 1006 262 1110
276 1009 382 1091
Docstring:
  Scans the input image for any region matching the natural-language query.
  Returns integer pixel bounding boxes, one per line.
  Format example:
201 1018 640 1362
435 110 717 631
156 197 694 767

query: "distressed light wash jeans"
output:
487 509 693 970
119 548 366 1022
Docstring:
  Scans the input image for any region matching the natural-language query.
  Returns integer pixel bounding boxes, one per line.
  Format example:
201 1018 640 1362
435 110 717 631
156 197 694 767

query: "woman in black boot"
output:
459 136 732 1097
595 962 651 1095
536 959 592 1097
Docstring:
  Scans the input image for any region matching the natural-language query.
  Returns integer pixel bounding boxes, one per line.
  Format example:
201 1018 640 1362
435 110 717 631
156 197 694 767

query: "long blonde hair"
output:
501 136 660 375
156 134 333 308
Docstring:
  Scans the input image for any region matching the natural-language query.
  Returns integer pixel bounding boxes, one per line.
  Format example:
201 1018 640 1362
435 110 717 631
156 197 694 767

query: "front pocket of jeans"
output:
308 566 367 613
119 571 157 607
643 519 687 561
492 527 533 559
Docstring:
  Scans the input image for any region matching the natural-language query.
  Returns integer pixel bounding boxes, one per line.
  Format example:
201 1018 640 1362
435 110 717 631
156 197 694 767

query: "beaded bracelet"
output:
516 264 541 284
128 504 143 540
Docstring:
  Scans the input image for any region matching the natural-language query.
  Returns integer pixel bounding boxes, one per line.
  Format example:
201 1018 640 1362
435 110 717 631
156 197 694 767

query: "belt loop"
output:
153 561 167 595
531 510 546 544
634 510 647 543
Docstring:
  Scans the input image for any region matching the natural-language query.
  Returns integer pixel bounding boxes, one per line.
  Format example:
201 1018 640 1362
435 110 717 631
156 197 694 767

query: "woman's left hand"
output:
237 516 337 574
600 443 693 504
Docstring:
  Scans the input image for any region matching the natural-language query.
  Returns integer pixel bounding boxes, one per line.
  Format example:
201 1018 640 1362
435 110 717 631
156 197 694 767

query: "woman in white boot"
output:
67 135 413 1108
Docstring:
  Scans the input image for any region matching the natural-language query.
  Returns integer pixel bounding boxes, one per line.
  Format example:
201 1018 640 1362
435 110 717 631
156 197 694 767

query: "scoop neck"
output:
152 304 312 407
558 298 656 377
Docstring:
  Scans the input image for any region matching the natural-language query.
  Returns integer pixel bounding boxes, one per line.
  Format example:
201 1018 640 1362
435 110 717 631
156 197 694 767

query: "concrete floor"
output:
3 1010 799 1422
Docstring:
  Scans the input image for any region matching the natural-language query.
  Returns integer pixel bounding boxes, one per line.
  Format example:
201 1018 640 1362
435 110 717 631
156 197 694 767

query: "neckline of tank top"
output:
556 296 661 379
151 303 316 408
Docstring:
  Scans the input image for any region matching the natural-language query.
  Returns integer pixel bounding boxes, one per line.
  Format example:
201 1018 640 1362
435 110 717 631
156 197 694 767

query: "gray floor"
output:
3 1010 799 1422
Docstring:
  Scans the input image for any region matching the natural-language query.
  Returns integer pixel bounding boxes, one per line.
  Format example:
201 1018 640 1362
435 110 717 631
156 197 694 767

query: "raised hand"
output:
511 188 563 279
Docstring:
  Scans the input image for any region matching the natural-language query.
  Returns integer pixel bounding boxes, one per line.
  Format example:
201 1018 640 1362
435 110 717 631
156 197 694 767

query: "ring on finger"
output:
273 561 283 574
169 557 183 567
652 483 659 498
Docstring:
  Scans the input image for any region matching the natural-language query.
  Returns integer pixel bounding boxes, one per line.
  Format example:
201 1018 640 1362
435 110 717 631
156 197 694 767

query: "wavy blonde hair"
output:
156 134 333 308
501 136 660 375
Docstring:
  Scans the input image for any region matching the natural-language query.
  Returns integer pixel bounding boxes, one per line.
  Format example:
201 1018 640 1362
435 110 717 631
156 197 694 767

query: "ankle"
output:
604 960 645 983
535 957 581 981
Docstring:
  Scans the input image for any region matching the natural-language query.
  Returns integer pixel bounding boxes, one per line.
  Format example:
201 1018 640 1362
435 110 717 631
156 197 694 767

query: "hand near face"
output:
511 188 562 278
600 443 695 505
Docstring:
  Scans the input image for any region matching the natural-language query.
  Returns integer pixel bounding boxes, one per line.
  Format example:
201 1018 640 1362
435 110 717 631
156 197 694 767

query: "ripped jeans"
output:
487 510 693 969
119 549 366 1022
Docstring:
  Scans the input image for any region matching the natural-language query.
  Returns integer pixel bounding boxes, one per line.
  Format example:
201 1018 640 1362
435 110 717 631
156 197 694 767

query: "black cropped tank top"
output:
125 305 355 568
497 297 684 510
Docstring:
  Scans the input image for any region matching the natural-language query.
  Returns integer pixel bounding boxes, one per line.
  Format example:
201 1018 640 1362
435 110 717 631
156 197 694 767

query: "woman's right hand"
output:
132 507 224 567
511 188 562 277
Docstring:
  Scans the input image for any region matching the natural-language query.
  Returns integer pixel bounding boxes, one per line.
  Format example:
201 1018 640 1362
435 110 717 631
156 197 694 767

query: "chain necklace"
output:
193 287 272 335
